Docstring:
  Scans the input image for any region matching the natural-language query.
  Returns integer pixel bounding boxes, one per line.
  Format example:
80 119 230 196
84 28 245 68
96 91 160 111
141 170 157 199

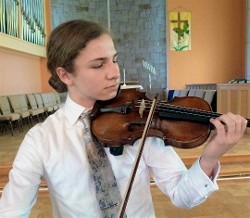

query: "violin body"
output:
90 89 212 149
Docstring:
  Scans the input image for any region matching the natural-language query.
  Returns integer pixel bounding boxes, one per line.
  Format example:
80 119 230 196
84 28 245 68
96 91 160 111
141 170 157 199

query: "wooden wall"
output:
217 83 250 134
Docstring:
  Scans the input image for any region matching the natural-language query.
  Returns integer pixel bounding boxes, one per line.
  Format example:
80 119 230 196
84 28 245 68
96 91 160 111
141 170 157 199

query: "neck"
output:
68 93 95 109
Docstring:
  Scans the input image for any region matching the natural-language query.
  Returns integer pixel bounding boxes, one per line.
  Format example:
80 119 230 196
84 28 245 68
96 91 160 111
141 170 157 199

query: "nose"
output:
106 62 120 81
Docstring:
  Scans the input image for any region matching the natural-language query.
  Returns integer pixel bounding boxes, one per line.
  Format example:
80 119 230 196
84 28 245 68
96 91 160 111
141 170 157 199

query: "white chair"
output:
204 90 216 104
172 90 181 98
194 89 205 98
53 92 65 108
179 89 189 97
173 89 188 98
187 89 196 96
8 95 32 127
0 96 23 135
26 94 45 122
33 93 53 116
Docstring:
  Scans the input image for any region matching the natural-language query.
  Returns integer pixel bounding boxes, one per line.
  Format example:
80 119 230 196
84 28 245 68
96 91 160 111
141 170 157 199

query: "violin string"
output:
158 107 214 121
135 100 250 127
157 102 220 118
156 103 249 127
135 101 213 124
135 100 221 119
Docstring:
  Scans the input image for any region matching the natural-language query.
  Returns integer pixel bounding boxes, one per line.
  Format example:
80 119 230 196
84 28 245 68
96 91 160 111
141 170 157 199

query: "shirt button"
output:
205 184 208 188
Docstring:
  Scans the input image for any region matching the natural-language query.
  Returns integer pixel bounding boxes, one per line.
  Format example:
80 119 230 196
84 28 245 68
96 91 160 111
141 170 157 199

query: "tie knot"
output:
80 109 91 120
80 110 92 129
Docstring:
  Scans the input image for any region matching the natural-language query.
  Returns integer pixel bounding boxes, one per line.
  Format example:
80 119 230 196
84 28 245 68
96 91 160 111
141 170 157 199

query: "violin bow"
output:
117 94 158 218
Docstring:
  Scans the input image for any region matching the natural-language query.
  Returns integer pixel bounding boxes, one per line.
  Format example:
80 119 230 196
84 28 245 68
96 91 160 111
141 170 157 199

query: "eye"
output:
113 57 118 64
92 64 103 69
91 61 104 69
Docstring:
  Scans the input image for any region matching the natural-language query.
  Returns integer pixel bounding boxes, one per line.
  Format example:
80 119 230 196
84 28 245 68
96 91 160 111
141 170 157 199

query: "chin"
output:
107 92 118 100
100 89 118 101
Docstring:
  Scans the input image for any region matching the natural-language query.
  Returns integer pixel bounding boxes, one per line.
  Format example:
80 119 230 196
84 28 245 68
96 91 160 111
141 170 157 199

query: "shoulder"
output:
22 108 66 147
32 108 65 132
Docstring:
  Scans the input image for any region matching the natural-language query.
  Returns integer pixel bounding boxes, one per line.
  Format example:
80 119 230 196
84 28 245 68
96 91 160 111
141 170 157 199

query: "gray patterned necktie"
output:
80 112 124 218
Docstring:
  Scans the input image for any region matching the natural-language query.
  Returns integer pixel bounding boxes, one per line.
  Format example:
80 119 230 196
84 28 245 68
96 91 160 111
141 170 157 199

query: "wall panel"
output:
217 83 250 134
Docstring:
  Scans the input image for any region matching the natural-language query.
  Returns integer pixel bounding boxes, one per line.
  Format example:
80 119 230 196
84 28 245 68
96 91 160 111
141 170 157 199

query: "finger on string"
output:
210 117 227 135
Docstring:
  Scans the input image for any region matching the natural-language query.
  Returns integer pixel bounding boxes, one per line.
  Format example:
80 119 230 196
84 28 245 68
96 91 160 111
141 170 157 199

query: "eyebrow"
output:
89 52 118 63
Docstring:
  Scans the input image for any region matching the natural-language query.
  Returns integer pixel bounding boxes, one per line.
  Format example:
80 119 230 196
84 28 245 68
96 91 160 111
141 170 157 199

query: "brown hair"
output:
47 19 109 92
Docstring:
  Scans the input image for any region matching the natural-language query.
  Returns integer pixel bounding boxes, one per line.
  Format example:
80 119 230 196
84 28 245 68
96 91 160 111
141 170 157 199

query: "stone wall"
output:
51 0 167 95
51 0 108 28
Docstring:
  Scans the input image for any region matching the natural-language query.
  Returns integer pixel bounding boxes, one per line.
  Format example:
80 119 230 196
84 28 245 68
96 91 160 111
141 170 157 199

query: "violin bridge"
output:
139 99 145 118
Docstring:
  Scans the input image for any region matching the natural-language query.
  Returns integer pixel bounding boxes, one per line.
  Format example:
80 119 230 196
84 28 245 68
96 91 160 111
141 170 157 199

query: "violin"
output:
90 88 250 153
90 88 249 217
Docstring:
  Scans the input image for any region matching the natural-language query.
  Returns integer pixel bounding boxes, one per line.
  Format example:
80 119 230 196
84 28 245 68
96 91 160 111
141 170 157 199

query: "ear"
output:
56 67 74 86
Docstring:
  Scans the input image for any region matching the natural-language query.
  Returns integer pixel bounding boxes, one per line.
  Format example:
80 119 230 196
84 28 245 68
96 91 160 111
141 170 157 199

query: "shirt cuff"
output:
198 156 220 182
189 157 220 197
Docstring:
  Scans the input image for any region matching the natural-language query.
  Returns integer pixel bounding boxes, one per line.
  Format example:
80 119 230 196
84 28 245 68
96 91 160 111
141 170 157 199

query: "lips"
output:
106 83 119 90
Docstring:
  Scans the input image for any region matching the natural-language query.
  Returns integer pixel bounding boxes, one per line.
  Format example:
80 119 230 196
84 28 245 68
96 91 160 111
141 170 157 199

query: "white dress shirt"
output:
0 95 219 218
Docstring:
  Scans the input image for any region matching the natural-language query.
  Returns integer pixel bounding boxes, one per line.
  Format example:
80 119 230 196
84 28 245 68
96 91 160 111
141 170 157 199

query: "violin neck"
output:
157 105 250 128
158 110 216 125
156 102 219 125
136 99 250 128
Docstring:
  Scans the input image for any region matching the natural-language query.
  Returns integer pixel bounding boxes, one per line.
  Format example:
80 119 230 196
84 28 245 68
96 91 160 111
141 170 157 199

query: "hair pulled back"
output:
47 19 109 92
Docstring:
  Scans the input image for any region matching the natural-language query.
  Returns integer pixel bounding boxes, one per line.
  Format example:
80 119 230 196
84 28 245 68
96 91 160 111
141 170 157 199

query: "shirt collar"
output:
63 95 92 126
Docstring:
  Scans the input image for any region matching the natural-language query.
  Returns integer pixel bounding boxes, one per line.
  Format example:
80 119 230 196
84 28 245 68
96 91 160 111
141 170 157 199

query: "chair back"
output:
54 93 61 104
172 90 180 98
179 89 189 97
34 93 44 108
8 95 22 112
194 89 205 98
187 89 196 96
204 90 216 104
40 93 51 107
18 95 29 111
0 96 12 115
27 94 38 109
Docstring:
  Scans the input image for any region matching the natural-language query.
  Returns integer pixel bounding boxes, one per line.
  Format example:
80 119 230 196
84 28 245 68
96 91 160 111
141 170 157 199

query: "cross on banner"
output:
169 11 191 51
170 12 188 42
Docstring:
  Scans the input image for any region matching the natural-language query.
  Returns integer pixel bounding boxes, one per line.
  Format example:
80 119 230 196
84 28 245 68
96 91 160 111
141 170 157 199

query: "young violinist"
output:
0 19 247 217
